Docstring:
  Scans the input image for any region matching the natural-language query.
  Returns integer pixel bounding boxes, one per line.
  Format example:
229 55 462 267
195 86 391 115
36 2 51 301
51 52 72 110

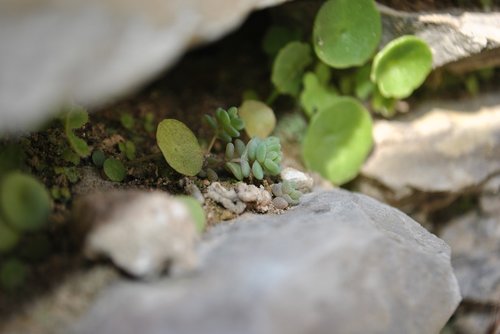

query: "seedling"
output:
271 180 302 206
205 107 245 145
120 113 135 130
64 105 91 158
0 172 51 232
300 72 339 118
118 140 136 160
156 119 204 176
103 158 127 182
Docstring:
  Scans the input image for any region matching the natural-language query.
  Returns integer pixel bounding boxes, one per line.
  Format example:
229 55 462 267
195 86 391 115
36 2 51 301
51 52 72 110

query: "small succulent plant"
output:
225 136 282 181
205 107 245 143
272 180 302 206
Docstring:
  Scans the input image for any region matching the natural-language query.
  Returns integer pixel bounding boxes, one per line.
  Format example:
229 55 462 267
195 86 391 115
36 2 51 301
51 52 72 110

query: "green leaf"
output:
354 63 375 100
92 150 106 167
177 196 206 233
103 158 126 182
1 172 51 232
300 72 339 118
313 0 381 68
272 41 313 96
120 113 135 130
239 100 276 138
156 119 203 176
371 87 397 118
314 62 332 85
302 97 373 185
64 105 90 158
0 220 19 254
371 35 433 99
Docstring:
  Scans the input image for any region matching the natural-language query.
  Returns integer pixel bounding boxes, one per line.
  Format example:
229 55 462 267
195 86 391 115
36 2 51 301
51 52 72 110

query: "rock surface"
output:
72 190 460 334
73 190 199 278
0 0 288 132
362 93 500 197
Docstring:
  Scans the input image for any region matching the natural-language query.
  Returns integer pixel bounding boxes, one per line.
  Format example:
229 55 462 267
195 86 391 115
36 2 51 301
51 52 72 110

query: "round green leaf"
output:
177 196 206 233
302 97 373 185
272 42 313 96
1 172 51 232
313 0 381 68
156 119 203 176
103 158 127 182
300 72 339 118
371 35 433 98
0 219 20 254
239 100 276 138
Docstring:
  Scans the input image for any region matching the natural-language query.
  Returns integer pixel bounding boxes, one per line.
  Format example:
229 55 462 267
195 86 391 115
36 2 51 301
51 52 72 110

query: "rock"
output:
236 183 273 213
271 196 289 210
280 167 314 193
206 182 246 214
72 190 460 334
440 211 500 304
0 0 289 133
73 190 199 278
362 93 500 197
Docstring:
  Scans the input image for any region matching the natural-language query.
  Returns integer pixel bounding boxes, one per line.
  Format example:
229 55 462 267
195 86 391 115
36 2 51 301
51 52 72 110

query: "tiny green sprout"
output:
103 158 127 182
54 166 80 183
0 258 28 290
156 119 204 176
143 112 155 133
64 105 91 158
300 72 339 118
313 0 381 69
118 140 136 160
0 172 51 232
177 196 206 233
371 35 433 99
238 100 276 138
372 87 397 118
205 107 245 143
0 219 20 254
272 41 313 96
302 97 373 185
120 113 135 130
92 149 106 167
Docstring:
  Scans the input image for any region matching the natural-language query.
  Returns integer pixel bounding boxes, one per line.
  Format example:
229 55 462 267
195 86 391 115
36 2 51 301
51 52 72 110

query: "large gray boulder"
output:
72 190 460 334
0 0 288 132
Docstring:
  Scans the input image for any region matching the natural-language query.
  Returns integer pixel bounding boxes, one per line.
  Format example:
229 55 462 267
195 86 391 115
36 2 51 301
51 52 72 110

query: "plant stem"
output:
207 135 217 153
266 89 280 106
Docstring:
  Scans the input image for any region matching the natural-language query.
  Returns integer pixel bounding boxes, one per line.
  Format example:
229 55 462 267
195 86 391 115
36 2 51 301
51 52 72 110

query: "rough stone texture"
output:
362 93 500 197
0 0 288 132
72 190 460 334
73 190 199 278
440 211 500 304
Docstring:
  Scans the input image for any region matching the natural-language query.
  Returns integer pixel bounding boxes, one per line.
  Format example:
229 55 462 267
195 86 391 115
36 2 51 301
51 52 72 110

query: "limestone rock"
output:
440 211 500 304
73 190 199 278
362 93 500 197
72 190 460 334
0 0 289 132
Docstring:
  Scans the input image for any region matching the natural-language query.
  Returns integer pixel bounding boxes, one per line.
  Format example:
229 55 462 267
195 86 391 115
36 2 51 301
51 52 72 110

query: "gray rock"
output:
0 0 288 133
362 94 500 197
440 211 500 303
72 190 460 334
73 190 199 278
